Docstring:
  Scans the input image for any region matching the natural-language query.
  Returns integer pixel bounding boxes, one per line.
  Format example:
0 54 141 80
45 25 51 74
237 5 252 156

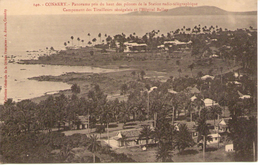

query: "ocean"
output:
0 60 125 104
0 14 257 56
0 14 257 104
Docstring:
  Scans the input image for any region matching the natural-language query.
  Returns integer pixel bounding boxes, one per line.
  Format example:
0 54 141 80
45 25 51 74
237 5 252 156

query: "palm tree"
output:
64 42 67 47
67 41 70 46
92 38 97 43
193 95 205 117
59 144 74 162
156 141 173 162
87 134 101 163
98 33 101 43
209 105 222 128
188 63 194 77
176 60 180 66
16 99 37 133
71 36 74 46
120 84 128 95
188 103 195 122
46 47 50 56
71 84 81 95
88 33 91 41
119 111 129 129
196 117 212 151
178 69 182 77
99 103 112 146
139 125 152 145
131 71 136 77
77 37 80 46
119 134 128 147
174 124 195 153
140 70 146 80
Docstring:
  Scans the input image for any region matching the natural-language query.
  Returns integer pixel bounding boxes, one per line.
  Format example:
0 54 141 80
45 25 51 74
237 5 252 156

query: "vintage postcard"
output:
0 0 257 163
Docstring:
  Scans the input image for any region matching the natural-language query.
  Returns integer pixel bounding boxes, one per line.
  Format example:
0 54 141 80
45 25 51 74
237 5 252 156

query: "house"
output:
186 86 200 94
204 98 219 107
208 133 221 144
217 118 231 133
123 42 147 52
168 89 178 94
76 115 89 129
225 143 234 152
234 72 243 79
112 128 154 148
209 54 219 58
174 121 198 140
206 119 221 132
227 81 242 86
237 91 251 99
201 75 214 81
190 95 197 102
157 45 165 51
164 40 192 51
198 133 221 146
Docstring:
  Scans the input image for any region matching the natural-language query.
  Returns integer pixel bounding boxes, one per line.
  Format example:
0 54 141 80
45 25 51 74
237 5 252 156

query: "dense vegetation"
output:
0 66 257 162
1 26 257 162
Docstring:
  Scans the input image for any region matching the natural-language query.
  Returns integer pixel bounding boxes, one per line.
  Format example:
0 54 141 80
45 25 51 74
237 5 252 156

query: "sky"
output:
0 0 258 15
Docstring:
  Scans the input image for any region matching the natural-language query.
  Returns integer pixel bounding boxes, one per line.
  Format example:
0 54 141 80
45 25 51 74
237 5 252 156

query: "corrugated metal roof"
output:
124 42 147 46
175 121 197 131
120 129 141 138
187 86 200 94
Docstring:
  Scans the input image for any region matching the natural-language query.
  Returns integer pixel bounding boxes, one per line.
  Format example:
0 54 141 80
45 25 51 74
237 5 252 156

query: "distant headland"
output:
127 6 257 16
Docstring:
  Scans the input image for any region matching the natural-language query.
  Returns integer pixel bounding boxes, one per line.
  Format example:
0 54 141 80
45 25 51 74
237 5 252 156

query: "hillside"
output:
128 6 257 16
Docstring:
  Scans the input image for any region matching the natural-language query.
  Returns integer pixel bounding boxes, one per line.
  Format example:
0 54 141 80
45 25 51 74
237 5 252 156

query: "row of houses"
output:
107 117 231 150
123 39 192 53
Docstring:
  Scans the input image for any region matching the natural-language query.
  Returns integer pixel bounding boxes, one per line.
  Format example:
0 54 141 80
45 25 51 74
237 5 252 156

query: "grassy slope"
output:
27 47 235 103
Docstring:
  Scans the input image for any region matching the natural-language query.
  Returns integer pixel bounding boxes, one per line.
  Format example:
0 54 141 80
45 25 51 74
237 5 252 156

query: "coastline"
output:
22 47 234 104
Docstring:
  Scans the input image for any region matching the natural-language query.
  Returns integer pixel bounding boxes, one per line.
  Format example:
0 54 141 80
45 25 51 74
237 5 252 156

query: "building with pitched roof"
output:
111 128 154 148
174 121 198 140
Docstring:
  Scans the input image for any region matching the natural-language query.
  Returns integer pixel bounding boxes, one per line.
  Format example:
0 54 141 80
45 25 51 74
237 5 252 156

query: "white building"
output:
225 144 234 152
204 98 219 107
124 42 147 52
208 133 221 144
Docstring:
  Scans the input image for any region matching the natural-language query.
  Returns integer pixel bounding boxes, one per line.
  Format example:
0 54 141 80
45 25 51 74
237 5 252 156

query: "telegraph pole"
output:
147 92 150 120
107 122 109 145
253 141 255 161
88 108 90 134
172 101 175 125
203 135 205 162
107 114 110 146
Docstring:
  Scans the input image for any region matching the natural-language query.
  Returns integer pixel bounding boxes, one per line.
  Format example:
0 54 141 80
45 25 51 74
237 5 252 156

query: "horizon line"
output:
0 5 257 16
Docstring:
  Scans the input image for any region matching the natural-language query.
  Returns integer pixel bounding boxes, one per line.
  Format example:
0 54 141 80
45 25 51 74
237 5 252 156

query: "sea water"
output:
0 14 257 104
0 14 256 56
0 58 123 104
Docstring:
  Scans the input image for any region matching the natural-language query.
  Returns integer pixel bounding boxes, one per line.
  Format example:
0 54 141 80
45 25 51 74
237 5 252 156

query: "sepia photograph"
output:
0 0 257 163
